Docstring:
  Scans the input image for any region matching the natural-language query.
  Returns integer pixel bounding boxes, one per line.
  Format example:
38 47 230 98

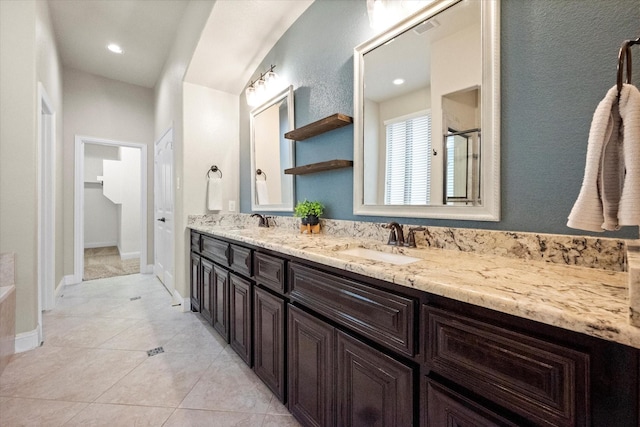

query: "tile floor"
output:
0 274 301 426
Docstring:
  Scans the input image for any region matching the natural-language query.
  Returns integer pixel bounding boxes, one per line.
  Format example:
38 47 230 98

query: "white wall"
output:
118 147 141 258
154 0 215 301
36 0 64 292
0 0 39 336
430 22 481 205
1 0 64 336
183 82 239 215
84 144 119 248
63 67 154 272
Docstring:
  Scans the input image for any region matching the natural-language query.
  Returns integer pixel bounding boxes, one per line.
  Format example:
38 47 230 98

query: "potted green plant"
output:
294 199 324 226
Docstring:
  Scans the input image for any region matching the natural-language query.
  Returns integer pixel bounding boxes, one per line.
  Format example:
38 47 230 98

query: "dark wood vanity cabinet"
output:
253 285 286 401
288 305 335 427
424 305 589 427
424 378 519 427
189 252 201 312
190 233 254 365
189 231 640 427
212 264 229 341
288 304 414 427
230 273 252 365
288 263 417 426
336 330 414 427
200 257 214 325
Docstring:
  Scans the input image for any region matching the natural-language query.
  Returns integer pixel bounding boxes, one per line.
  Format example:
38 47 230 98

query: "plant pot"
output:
301 217 308 226
306 215 319 226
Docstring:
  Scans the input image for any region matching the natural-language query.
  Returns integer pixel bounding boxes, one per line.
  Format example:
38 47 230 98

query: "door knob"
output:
157 217 166 222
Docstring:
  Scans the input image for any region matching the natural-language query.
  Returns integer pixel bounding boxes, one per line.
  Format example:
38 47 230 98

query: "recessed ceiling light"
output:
107 43 123 54
393 78 405 85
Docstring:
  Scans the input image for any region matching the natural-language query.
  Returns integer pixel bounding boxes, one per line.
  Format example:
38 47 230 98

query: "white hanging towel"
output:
567 84 640 231
256 180 270 205
616 84 640 225
207 176 223 211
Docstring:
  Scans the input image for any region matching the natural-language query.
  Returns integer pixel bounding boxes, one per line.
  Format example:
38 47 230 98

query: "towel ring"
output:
256 169 267 181
617 37 639 95
207 165 222 179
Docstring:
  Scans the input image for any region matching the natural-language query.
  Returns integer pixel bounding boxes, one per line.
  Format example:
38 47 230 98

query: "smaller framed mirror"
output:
250 85 295 212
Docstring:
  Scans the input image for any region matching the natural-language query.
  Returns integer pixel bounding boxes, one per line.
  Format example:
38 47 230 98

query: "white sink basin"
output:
337 247 420 265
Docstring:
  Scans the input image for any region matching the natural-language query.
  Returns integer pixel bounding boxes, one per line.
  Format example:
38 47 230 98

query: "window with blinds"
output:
384 111 431 205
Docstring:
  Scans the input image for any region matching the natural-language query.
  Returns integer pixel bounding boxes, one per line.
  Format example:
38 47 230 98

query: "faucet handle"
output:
405 227 426 247
251 213 267 227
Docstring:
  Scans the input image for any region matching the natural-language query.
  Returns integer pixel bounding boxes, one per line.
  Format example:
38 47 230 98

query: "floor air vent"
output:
147 347 164 357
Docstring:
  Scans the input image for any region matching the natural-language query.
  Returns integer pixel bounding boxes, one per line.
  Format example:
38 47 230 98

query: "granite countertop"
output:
189 224 638 349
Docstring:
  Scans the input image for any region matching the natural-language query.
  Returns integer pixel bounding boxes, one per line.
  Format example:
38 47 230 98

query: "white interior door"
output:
154 128 174 295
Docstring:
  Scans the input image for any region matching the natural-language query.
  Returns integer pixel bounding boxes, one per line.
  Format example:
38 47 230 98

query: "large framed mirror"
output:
353 0 500 220
250 85 295 212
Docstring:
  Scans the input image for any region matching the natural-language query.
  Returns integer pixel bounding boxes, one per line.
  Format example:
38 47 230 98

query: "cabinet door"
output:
424 378 518 427
253 286 286 402
212 265 229 341
336 331 414 427
288 305 335 427
190 252 201 312
230 273 252 365
200 258 214 325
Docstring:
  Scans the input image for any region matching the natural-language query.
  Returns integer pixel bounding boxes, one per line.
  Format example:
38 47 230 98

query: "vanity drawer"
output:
289 262 415 357
229 244 252 277
202 235 229 266
424 306 589 427
254 252 285 293
190 231 201 252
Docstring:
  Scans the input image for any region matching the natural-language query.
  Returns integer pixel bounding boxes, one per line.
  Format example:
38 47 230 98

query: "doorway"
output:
82 143 141 280
73 136 148 284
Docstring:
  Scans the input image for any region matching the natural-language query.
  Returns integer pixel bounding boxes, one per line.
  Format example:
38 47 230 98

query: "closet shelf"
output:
284 113 353 141
284 159 353 175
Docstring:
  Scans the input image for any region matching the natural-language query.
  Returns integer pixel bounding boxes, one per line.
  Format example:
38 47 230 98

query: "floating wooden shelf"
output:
284 159 353 175
284 113 353 141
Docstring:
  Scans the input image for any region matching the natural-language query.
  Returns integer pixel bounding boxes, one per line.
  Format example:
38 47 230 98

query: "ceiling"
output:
48 0 314 93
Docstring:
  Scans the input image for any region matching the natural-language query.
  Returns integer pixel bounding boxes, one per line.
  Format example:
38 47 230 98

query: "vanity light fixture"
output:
245 65 281 107
107 43 123 54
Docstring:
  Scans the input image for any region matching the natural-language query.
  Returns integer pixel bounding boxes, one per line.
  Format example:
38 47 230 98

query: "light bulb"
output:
264 69 279 92
255 78 266 97
246 85 257 107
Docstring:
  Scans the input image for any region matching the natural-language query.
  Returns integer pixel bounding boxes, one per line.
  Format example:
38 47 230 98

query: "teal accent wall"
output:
240 0 640 237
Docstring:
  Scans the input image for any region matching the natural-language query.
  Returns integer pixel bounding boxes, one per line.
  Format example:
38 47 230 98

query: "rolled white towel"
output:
207 176 223 211
256 180 270 205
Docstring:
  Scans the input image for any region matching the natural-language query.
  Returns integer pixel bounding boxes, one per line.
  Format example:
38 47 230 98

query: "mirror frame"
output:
250 85 295 212
353 0 500 221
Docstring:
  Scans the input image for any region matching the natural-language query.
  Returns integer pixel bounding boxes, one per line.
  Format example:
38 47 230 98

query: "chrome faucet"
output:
384 222 404 246
251 213 270 228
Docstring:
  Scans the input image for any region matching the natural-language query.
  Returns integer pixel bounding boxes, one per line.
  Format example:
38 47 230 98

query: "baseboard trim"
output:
173 288 190 313
55 275 73 297
120 251 140 260
84 241 118 249
15 327 41 353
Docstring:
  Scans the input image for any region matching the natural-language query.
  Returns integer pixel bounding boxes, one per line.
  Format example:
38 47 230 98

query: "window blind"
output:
384 112 431 205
